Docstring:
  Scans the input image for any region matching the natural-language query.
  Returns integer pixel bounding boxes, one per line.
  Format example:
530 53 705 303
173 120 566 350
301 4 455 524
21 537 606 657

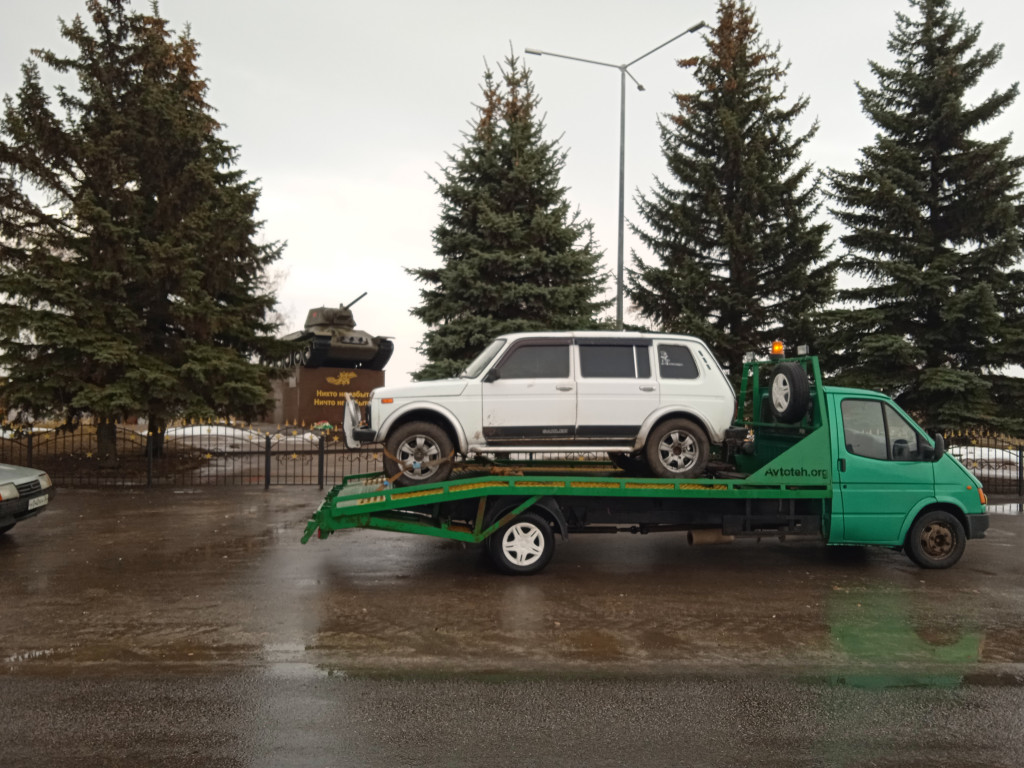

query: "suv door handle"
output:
639 386 656 392
556 385 574 391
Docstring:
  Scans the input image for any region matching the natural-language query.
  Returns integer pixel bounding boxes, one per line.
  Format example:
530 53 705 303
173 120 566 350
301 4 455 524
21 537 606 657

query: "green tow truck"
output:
302 351 990 574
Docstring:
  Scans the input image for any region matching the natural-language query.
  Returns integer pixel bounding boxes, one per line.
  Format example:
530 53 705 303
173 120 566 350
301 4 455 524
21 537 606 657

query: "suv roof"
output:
495 331 707 343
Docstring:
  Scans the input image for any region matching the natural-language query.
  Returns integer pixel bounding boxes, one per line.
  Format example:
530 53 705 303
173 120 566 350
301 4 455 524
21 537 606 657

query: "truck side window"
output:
496 345 570 379
657 344 699 379
883 403 926 461
841 399 926 462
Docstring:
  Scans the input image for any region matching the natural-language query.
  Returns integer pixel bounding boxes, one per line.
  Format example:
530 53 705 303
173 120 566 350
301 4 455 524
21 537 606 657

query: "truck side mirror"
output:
930 432 946 462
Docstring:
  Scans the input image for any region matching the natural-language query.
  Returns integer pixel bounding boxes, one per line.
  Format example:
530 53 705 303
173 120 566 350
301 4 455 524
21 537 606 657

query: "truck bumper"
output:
967 514 990 539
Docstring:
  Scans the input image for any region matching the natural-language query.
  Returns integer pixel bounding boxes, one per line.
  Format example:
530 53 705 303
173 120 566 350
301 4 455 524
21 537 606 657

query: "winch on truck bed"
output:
305 347 989 574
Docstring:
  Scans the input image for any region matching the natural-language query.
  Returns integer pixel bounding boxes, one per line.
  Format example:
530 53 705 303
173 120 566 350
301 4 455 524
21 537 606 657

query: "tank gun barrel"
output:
344 292 368 309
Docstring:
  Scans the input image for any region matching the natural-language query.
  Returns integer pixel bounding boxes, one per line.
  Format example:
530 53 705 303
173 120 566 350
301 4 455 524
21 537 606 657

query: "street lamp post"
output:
526 21 706 330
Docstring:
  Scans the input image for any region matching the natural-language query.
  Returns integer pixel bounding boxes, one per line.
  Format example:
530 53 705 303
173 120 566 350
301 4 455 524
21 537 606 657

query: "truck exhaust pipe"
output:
687 529 735 546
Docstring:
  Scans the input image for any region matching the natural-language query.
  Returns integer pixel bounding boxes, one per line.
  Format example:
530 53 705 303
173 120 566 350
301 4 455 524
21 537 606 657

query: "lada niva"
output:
345 332 736 486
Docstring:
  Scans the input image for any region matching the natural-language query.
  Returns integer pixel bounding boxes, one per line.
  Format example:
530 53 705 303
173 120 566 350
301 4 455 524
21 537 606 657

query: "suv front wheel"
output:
645 418 709 479
384 421 455 486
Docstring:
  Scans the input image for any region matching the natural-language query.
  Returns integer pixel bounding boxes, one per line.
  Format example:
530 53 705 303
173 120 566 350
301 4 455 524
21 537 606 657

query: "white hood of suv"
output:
375 378 470 400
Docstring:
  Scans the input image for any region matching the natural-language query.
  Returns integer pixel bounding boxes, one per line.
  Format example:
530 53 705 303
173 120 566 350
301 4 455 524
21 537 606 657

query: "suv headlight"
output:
39 473 53 490
0 482 18 501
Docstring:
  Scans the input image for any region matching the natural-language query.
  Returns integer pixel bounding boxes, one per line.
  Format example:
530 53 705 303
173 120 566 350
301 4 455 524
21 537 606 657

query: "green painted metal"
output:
302 464 834 544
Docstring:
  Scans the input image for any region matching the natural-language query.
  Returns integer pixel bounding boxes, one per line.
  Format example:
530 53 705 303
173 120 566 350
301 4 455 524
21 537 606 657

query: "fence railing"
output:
2 422 1022 495
945 434 1024 497
0 423 383 489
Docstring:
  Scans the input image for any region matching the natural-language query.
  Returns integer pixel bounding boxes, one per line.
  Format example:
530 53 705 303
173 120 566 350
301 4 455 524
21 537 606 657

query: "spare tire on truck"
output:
769 363 810 423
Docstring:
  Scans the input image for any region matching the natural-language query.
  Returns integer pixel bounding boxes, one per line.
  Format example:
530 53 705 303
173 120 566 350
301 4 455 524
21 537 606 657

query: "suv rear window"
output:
657 344 699 379
579 344 651 378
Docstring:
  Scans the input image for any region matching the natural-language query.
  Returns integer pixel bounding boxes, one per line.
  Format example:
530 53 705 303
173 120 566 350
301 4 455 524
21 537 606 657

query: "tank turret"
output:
280 293 394 370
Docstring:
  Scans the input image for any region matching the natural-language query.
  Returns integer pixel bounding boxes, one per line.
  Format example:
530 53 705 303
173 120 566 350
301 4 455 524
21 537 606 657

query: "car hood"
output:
0 463 45 483
374 378 470 400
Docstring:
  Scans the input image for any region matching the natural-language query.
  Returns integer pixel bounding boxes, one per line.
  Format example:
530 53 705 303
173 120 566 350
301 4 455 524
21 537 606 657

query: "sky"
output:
2 0 1022 385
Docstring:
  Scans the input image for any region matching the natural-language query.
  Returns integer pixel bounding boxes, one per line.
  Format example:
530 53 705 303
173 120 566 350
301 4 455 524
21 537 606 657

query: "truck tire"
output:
645 418 709 479
384 421 454 487
487 512 554 575
770 363 811 423
906 510 966 569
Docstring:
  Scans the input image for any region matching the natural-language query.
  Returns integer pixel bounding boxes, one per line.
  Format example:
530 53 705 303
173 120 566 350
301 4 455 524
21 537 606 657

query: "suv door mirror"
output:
482 368 500 383
928 432 946 462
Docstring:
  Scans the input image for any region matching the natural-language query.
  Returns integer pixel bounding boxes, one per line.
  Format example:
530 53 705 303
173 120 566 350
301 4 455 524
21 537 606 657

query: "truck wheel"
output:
645 418 709 479
487 512 554 575
906 510 966 569
770 363 811 423
384 421 454 487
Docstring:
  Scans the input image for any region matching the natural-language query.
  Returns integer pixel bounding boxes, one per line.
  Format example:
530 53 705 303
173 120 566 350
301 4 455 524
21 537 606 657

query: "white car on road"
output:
0 463 54 534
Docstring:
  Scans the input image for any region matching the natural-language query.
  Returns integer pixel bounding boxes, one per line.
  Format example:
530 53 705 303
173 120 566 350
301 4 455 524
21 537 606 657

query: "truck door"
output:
834 396 936 544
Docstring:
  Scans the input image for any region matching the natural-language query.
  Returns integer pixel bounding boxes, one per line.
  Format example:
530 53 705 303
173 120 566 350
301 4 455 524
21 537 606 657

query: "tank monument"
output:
270 294 390 426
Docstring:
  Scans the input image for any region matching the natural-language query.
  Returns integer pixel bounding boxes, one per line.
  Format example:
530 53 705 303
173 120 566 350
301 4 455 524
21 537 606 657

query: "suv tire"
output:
645 418 709 479
384 421 454 486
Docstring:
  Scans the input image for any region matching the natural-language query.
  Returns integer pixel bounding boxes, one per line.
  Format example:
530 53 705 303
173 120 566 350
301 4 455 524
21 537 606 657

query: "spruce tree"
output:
411 53 611 380
628 0 833 377
828 0 1024 432
0 0 284 458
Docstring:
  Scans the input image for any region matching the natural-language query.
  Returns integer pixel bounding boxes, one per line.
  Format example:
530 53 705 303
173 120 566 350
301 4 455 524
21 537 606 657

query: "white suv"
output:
345 331 736 485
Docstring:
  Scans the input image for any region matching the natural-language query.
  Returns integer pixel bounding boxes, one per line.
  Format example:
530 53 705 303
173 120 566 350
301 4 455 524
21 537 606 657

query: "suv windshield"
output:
461 338 507 378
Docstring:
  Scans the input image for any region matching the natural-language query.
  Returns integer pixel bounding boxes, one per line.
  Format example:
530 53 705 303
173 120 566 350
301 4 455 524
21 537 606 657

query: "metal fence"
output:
945 433 1024 497
0 423 383 489
2 422 1022 495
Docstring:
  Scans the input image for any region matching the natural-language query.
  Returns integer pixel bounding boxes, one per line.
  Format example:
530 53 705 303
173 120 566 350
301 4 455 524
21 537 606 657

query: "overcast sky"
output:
2 0 1022 384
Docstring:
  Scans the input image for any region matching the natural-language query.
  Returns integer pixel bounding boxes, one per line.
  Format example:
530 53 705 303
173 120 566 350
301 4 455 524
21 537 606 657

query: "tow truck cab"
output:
732 352 988 565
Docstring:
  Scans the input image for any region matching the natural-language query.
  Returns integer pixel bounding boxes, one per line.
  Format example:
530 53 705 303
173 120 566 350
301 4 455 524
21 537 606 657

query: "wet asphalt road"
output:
1 488 1023 767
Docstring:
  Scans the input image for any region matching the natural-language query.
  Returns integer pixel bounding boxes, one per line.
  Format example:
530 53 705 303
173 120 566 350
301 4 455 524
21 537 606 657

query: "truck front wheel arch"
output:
905 508 967 569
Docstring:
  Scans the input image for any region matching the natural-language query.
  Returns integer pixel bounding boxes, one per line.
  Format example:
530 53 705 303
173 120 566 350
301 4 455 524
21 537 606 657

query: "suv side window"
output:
578 343 653 379
841 399 927 461
495 344 570 379
579 345 632 377
657 344 699 380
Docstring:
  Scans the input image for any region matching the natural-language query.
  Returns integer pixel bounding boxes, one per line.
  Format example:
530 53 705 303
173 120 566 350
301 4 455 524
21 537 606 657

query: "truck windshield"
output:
461 339 507 379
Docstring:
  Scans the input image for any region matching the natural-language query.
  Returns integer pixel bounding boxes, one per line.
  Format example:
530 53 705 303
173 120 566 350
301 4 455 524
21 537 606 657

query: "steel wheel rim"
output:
501 522 544 566
397 435 441 479
920 521 955 558
658 430 697 473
